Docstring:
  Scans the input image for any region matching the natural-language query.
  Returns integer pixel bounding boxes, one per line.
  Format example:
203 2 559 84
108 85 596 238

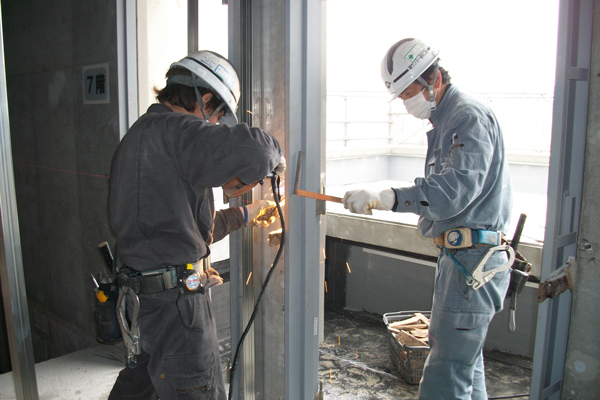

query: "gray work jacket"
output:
109 104 283 271
392 85 512 238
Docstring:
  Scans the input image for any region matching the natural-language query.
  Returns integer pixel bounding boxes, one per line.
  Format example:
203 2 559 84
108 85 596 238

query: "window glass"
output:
325 0 559 244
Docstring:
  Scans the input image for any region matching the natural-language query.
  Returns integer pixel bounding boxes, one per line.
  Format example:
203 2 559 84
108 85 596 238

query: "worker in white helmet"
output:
108 50 285 400
344 38 513 399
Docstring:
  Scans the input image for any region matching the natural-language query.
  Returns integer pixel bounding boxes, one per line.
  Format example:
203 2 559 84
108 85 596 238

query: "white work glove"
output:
343 189 396 215
203 267 223 289
243 200 278 227
273 156 286 176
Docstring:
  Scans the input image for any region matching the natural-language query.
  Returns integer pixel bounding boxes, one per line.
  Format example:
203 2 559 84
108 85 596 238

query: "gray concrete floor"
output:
0 344 124 400
0 310 532 399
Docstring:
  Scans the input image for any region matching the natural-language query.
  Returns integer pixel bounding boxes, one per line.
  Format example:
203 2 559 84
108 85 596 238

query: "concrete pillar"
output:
562 0 600 398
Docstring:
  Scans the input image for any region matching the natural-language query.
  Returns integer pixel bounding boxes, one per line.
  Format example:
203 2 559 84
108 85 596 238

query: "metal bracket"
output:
538 256 577 303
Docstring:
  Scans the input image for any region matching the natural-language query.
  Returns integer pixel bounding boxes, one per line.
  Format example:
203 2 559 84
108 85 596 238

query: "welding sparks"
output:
325 281 328 293
338 336 340 346
245 271 253 285
330 368 332 382
246 110 253 114
346 262 352 273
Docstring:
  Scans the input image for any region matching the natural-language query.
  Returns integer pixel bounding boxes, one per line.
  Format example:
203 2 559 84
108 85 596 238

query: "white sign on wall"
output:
83 63 109 104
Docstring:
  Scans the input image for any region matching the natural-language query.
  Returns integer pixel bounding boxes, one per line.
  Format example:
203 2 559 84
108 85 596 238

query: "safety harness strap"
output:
445 245 516 290
445 248 475 285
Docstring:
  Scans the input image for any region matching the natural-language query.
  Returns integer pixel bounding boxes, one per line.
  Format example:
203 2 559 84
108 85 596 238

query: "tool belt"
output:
117 258 222 295
115 257 222 368
433 227 507 250
435 228 515 290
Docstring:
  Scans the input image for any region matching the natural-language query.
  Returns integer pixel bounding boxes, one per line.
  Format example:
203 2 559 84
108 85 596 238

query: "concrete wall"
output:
325 236 539 357
2 0 120 363
327 153 549 195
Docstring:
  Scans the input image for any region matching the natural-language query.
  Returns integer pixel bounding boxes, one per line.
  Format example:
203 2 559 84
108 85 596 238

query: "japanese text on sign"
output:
83 63 109 104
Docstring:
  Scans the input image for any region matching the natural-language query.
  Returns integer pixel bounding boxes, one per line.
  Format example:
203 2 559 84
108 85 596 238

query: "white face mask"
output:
403 88 435 120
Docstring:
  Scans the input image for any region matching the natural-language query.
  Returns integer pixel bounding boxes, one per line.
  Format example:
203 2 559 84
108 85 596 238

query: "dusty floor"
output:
318 309 532 400
0 309 532 399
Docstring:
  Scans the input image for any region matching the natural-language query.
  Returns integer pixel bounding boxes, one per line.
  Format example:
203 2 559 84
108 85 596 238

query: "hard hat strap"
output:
415 61 439 111
194 86 226 122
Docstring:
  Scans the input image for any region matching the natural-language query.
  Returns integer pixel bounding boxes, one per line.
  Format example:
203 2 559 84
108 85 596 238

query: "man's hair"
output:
153 67 222 113
419 59 452 86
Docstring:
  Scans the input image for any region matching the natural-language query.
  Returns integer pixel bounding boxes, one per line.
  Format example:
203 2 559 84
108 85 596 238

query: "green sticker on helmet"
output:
404 43 428 65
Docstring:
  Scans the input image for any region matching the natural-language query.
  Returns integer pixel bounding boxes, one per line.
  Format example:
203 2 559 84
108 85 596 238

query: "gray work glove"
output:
273 155 286 176
243 200 278 228
343 189 395 215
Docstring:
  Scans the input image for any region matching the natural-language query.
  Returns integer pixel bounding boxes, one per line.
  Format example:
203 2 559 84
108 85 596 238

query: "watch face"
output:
185 273 201 291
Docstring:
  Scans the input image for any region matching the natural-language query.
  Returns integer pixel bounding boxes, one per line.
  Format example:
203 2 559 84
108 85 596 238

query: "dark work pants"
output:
108 288 226 400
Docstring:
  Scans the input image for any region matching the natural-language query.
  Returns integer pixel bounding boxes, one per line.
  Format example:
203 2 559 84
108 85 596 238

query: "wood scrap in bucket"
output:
388 313 430 347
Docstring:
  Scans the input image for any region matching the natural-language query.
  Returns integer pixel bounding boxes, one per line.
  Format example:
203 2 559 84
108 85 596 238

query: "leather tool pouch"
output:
506 250 532 298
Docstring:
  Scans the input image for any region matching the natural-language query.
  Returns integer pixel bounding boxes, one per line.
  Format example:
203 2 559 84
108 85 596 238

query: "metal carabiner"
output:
470 245 516 290
116 285 142 367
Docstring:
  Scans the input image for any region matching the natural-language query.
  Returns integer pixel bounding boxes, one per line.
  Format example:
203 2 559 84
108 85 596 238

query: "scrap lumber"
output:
395 329 429 347
389 316 420 328
414 313 430 326
388 312 431 347
399 323 428 331
410 329 429 339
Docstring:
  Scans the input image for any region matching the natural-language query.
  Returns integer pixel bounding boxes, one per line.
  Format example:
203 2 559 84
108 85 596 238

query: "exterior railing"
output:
326 91 553 163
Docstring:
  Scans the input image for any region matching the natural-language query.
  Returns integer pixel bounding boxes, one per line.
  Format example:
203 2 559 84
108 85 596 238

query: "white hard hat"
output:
381 38 440 101
170 51 241 125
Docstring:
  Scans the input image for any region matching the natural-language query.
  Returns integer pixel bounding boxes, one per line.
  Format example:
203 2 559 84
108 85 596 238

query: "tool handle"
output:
508 293 517 332
510 214 527 252
96 290 108 303
90 274 100 288
98 242 115 282
295 189 343 204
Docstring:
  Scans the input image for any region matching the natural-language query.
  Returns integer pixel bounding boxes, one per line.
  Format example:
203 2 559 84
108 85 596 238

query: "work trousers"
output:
419 246 510 400
108 288 227 400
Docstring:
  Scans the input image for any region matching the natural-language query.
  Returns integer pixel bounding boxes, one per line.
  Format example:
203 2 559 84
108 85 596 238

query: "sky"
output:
326 0 560 95
193 0 561 95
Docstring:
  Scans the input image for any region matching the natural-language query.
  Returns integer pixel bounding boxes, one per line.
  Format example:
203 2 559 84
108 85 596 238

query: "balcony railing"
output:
326 91 553 163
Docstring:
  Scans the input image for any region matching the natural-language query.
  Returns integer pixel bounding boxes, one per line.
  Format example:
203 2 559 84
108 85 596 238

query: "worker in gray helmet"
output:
343 38 513 399
107 50 285 400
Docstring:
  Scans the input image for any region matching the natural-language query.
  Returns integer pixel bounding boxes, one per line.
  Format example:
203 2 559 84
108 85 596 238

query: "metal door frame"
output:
530 0 594 398
227 1 326 398
0 4 39 399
